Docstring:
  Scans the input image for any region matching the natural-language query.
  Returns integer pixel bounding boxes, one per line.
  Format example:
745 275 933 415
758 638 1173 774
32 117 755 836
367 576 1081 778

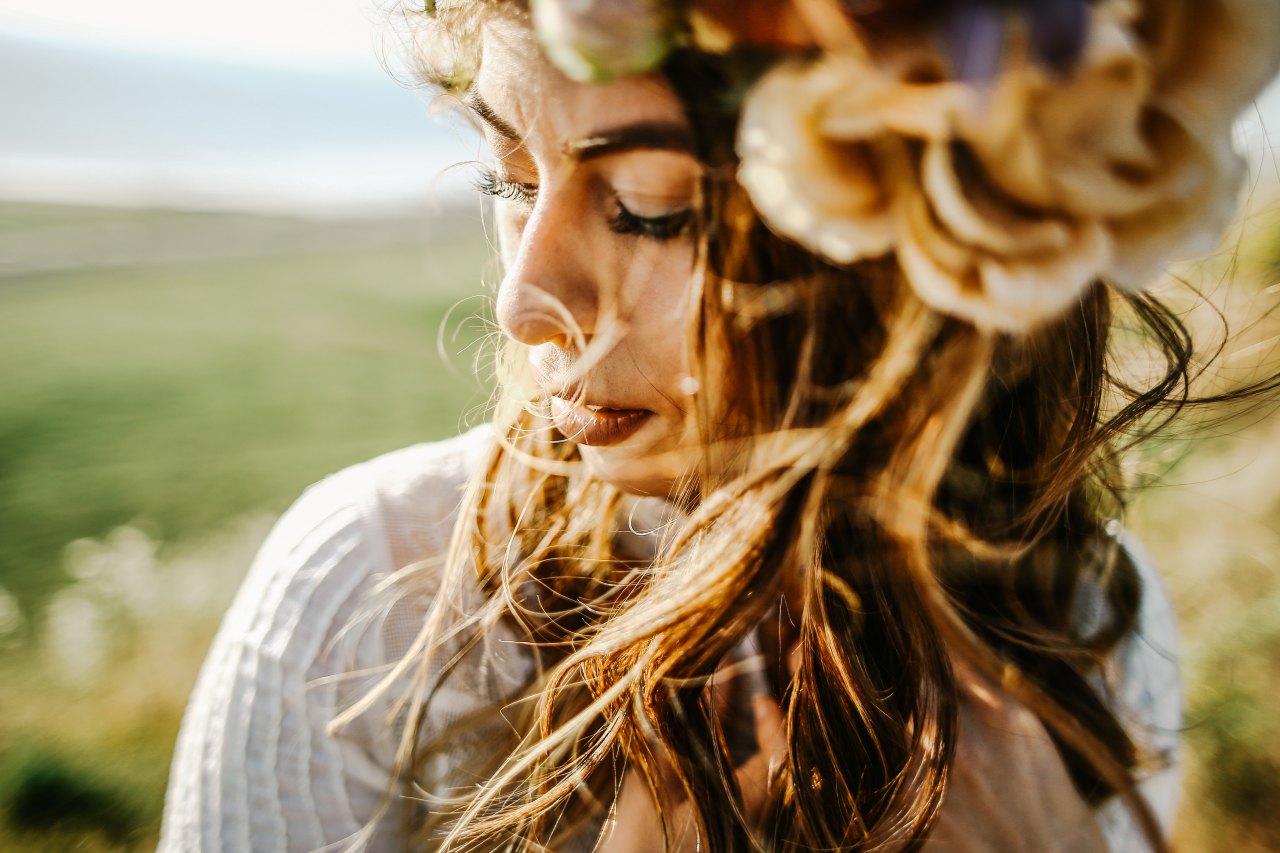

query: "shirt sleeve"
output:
1094 532 1183 852
158 462 417 853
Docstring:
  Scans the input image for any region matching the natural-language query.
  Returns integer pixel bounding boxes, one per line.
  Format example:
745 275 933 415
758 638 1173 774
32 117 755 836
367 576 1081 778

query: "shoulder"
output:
200 424 497 690
160 426 498 852
1092 530 1183 852
1113 532 1181 734
285 424 494 565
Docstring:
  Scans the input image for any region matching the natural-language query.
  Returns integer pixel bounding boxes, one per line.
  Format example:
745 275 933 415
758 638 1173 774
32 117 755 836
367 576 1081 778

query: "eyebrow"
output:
464 91 522 143
464 90 697 162
563 123 696 162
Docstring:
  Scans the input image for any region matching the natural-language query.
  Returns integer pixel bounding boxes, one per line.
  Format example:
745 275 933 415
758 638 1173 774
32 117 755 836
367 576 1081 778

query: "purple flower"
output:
1024 0 1089 74
944 0 1007 82
942 0 1089 81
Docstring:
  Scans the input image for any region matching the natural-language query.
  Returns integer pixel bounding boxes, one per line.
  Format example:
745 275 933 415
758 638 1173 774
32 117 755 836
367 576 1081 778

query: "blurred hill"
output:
0 31 477 216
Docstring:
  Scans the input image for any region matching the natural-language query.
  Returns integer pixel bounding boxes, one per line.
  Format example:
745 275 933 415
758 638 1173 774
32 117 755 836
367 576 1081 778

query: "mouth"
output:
550 397 654 446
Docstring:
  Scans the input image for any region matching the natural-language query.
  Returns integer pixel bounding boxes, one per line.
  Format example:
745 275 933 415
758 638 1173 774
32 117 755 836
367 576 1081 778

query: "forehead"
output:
473 12 689 147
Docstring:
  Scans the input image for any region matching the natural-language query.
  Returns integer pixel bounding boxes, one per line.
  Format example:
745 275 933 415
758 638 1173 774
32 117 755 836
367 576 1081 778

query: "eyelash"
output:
608 205 693 242
473 168 693 242
472 169 536 204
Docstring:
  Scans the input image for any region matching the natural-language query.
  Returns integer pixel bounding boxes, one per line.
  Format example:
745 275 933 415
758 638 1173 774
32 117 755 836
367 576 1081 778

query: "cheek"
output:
628 250 698 394
645 249 697 335
495 206 527 269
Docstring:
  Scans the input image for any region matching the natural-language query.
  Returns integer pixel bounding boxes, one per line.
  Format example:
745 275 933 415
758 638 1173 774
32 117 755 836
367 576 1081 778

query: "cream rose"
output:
736 0 1280 332
737 49 965 269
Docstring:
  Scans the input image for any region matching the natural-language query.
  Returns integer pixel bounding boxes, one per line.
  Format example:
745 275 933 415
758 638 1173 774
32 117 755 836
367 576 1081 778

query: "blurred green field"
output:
0 200 495 849
0 202 495 609
0 199 1278 851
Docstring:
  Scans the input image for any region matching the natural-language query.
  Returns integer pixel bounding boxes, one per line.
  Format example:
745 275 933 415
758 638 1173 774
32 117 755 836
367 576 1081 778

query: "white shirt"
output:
158 426 1181 852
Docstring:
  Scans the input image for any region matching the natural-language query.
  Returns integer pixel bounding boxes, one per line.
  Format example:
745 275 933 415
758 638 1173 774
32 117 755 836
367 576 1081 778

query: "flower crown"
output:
526 0 1280 332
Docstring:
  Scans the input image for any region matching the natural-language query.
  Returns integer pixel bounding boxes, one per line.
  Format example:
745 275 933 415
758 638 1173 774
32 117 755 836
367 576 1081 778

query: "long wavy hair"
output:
339 2 1280 850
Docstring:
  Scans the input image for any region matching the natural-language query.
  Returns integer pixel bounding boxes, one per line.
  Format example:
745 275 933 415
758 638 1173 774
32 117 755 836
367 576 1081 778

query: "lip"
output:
550 397 654 446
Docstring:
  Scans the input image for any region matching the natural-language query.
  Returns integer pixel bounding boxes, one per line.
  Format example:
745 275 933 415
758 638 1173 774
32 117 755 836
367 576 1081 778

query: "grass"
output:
0 202 496 608
1184 602 1280 852
0 647 190 851
0 745 149 844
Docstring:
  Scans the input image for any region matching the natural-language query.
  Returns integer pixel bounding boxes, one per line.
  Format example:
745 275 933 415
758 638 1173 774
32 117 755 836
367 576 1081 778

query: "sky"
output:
0 0 1277 216
0 0 483 216
0 0 391 70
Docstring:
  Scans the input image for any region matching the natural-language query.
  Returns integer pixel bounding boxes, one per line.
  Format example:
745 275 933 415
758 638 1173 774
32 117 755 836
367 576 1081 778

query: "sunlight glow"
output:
0 0 396 69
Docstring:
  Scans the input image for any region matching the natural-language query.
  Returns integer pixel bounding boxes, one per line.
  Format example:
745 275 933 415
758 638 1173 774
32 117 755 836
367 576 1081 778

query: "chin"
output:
579 446 689 499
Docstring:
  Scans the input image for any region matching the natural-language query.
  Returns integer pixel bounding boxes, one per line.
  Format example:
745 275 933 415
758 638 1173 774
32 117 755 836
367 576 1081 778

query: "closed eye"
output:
609 203 692 242
475 166 692 240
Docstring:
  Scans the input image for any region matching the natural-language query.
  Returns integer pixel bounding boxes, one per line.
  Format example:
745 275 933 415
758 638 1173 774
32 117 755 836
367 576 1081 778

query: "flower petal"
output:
738 60 903 263
943 0 1007 82
959 10 1165 216
1105 129 1245 289
901 170 1112 330
1142 0 1280 131
1024 0 1090 74
819 49 970 142
922 140 1074 256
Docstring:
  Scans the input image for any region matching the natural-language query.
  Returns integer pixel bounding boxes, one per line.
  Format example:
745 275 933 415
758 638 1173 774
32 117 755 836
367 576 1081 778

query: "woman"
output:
159 0 1280 850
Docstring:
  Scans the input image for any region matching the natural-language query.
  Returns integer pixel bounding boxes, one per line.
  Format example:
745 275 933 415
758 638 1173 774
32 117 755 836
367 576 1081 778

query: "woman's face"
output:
473 14 704 495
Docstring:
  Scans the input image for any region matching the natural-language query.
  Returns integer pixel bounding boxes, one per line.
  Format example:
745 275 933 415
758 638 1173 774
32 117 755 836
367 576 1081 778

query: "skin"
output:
475 13 706 495
600 661 1110 852
472 12 1109 851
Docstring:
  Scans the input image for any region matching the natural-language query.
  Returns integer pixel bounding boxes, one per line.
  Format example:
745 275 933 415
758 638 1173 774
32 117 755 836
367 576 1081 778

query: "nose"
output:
495 189 597 350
